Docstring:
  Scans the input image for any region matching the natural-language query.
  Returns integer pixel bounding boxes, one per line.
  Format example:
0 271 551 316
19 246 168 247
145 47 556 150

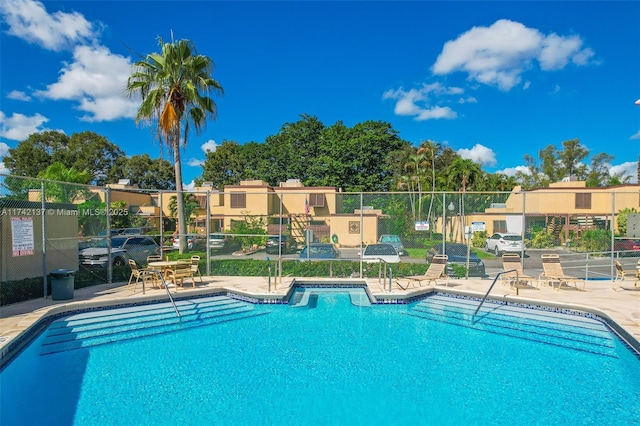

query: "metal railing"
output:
146 269 181 318
472 269 517 323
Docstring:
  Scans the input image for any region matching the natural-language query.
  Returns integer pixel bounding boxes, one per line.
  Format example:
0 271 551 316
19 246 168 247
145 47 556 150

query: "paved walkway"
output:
1 275 639 359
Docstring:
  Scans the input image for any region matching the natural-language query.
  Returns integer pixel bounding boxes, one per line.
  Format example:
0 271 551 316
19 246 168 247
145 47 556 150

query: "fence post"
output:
359 192 363 278
41 179 47 298
106 187 112 284
611 191 616 279
206 190 211 277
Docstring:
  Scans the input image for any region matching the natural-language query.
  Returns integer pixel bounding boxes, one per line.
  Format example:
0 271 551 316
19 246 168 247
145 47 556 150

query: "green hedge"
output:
1 260 433 307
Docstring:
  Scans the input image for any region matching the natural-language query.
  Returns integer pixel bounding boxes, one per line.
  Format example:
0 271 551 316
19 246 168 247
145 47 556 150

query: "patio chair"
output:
165 259 196 289
501 253 536 289
613 260 640 289
396 254 449 289
146 254 162 266
190 255 203 282
128 259 153 291
539 254 585 291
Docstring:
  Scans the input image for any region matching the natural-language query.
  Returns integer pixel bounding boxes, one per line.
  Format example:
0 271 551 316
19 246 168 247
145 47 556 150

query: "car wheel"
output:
113 257 126 267
494 246 500 256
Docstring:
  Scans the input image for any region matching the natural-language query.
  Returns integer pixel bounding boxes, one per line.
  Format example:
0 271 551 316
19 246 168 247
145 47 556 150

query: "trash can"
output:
50 269 75 300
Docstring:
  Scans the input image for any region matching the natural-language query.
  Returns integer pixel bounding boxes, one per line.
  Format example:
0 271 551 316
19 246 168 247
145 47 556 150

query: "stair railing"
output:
146 269 181 318
472 269 517 323
373 258 393 292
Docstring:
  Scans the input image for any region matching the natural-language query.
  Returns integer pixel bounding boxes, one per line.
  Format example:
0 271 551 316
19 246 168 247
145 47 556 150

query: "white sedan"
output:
485 233 526 256
360 243 401 263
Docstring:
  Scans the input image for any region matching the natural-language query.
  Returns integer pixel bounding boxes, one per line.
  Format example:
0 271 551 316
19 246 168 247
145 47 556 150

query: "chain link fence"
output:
1 174 639 303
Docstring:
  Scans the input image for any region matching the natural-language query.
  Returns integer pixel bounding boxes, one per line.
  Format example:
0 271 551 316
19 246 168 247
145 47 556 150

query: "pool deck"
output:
1 275 639 357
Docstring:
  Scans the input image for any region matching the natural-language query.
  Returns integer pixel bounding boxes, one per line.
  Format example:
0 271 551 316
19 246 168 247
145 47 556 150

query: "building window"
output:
575 193 591 209
493 220 507 233
230 192 246 209
309 193 325 207
195 195 207 208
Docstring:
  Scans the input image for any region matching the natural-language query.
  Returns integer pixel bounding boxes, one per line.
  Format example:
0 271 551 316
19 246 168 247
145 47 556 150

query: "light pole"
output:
448 201 455 241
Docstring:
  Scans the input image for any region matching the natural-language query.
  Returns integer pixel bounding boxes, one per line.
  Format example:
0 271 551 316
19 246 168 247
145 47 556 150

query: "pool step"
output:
41 296 266 355
289 288 371 307
408 295 616 357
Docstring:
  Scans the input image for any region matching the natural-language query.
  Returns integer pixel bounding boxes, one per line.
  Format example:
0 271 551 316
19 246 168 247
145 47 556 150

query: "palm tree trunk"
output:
173 145 188 254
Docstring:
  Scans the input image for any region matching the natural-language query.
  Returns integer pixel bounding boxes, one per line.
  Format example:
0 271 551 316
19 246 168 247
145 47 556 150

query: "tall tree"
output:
558 138 589 180
107 154 175 189
446 158 482 192
201 140 247 189
68 131 125 185
3 130 124 185
3 131 70 178
126 35 223 253
585 153 614 187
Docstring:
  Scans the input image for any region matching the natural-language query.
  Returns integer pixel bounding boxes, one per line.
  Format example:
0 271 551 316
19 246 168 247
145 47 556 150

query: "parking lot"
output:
203 245 633 281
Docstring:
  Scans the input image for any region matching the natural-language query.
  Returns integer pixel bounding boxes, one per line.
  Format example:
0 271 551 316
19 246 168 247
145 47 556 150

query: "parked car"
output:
484 233 526 256
79 236 160 268
121 227 157 235
208 233 228 250
173 234 204 250
299 243 340 260
426 243 486 278
361 243 401 263
265 235 297 254
613 239 640 257
98 228 123 237
377 234 406 256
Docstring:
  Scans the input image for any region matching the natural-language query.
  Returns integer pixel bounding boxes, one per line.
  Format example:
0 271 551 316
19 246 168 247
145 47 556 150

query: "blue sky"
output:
1 0 639 188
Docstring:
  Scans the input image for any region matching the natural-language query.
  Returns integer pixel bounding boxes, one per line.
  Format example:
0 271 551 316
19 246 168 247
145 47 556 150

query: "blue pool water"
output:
1 289 639 425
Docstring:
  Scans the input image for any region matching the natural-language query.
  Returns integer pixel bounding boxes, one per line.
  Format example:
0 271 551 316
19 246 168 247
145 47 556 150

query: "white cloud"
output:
495 165 530 177
0 143 11 175
382 83 461 121
457 144 496 167
629 130 640 140
457 96 477 104
432 19 594 91
7 90 31 101
0 111 49 140
610 162 638 184
0 0 97 51
183 180 196 192
0 142 10 157
201 139 218 153
35 45 138 122
187 158 204 167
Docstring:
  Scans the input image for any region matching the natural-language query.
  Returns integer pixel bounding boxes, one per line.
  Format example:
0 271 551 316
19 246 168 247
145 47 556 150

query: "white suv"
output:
485 233 526 256
79 236 159 268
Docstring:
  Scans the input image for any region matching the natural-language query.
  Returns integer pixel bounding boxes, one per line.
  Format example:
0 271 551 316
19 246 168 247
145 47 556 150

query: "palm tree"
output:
404 152 427 221
417 140 441 226
125 35 223 253
169 193 201 230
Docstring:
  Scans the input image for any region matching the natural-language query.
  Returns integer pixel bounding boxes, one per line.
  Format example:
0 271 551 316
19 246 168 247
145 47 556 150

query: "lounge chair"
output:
501 253 537 289
396 254 449 289
165 259 196 289
614 260 639 289
539 254 585 291
190 255 203 282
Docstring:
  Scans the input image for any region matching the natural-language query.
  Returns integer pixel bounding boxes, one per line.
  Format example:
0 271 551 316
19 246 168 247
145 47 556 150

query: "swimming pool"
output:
1 288 639 425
